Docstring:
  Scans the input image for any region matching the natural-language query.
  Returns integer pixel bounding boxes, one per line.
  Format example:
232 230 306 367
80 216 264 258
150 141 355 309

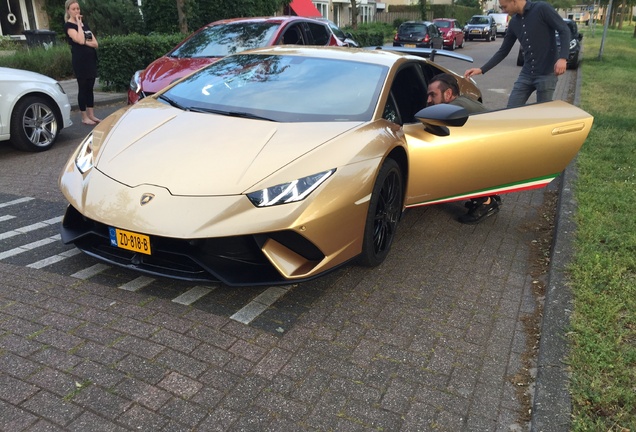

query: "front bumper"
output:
61 205 333 286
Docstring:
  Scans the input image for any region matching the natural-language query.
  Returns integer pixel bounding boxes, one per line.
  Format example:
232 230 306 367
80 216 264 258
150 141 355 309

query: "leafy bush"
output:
97 33 186 91
347 22 391 46
0 43 73 79
44 0 143 36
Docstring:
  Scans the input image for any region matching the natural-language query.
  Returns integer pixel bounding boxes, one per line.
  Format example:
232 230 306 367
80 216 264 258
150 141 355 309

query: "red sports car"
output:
128 16 346 104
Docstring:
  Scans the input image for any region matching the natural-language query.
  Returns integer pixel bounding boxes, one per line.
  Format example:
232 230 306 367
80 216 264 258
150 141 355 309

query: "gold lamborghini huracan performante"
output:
59 46 593 286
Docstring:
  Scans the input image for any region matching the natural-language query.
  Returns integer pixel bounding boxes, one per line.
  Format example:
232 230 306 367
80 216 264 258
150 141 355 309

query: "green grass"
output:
568 25 636 431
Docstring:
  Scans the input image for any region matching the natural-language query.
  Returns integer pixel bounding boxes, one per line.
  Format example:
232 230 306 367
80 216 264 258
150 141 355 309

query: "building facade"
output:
0 0 49 39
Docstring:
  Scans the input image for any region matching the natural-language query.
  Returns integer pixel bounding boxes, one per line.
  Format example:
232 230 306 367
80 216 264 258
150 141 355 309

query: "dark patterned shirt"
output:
480 1 570 76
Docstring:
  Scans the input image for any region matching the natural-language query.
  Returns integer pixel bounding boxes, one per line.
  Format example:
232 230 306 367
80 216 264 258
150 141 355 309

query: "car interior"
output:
282 26 305 44
383 64 431 125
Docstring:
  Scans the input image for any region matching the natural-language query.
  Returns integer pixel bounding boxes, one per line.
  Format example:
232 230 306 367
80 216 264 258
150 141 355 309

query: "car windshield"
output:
170 22 280 58
400 24 426 34
326 20 346 39
469 17 489 25
435 21 451 28
161 54 388 122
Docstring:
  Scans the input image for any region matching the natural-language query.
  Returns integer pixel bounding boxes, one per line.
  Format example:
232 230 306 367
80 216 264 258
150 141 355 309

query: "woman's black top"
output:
64 21 98 79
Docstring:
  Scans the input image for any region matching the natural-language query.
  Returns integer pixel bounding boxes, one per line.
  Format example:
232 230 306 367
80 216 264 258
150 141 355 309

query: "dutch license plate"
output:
405 44 416 48
109 227 152 255
471 30 480 34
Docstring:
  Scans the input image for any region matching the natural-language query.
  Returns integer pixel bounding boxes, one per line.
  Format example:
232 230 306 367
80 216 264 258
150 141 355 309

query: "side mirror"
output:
414 104 470 136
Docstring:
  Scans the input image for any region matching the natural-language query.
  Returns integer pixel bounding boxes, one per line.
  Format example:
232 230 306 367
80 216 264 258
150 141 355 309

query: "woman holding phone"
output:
64 0 101 125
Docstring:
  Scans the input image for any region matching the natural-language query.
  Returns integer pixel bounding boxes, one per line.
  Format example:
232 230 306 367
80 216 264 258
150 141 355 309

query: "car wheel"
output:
450 39 456 51
459 37 465 49
358 159 403 267
9 95 60 152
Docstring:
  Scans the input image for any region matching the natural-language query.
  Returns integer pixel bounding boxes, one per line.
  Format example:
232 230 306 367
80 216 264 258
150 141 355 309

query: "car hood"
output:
140 56 221 94
94 100 360 196
0 67 56 85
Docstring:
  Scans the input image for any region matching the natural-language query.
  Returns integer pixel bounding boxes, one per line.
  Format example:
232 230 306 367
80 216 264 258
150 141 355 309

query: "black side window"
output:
306 22 330 45
282 24 305 45
388 64 428 124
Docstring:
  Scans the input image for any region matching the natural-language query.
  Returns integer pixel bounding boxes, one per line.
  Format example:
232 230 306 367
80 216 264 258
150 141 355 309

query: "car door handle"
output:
552 123 586 135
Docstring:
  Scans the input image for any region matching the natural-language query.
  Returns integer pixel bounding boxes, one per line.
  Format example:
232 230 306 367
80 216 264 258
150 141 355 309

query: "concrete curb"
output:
531 64 584 432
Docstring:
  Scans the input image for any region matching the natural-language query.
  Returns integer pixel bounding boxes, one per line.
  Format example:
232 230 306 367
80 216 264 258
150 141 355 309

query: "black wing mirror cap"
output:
415 104 470 136
415 104 469 127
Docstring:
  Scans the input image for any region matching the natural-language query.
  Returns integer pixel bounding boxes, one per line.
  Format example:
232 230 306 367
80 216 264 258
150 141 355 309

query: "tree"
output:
350 0 358 29
419 0 427 20
176 0 187 33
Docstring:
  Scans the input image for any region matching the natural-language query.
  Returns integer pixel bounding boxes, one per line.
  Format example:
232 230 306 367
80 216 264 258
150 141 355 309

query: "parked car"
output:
0 67 72 152
60 45 593 286
393 21 443 49
489 13 509 35
433 18 465 50
516 18 583 69
128 16 347 104
464 15 497 41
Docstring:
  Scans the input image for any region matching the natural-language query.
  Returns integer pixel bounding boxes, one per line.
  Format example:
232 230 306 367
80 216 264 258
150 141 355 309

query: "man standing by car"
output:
427 73 501 224
464 0 570 108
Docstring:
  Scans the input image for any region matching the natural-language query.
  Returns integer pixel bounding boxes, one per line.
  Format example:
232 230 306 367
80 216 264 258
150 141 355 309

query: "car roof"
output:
433 18 456 21
208 16 325 26
401 21 435 25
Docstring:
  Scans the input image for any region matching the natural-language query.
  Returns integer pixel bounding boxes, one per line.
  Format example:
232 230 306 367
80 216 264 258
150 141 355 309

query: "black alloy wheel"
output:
358 159 403 267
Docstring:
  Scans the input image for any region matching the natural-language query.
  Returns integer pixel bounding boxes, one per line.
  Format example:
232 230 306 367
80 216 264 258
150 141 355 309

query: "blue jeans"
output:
507 73 558 108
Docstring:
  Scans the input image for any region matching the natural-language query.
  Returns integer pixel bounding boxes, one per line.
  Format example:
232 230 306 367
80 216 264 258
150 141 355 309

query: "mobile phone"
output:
84 30 93 40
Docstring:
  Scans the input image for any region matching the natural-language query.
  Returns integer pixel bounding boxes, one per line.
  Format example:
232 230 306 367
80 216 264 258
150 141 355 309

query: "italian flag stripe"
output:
405 174 558 208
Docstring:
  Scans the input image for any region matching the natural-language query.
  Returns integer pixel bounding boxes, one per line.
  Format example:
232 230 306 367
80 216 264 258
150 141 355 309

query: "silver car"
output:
0 67 73 151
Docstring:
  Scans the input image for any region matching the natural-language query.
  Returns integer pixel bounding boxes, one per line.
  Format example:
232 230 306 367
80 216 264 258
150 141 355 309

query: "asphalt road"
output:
0 38 577 431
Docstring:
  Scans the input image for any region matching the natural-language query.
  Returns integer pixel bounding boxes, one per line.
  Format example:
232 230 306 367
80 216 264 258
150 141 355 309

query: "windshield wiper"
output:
189 107 275 122
158 95 189 111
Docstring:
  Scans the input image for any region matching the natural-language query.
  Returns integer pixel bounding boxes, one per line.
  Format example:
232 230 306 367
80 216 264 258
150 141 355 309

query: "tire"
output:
358 159 403 267
450 39 456 51
9 95 60 152
459 37 465 49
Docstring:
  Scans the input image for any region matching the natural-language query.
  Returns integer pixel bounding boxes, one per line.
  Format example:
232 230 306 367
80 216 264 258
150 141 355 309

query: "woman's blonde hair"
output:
64 0 79 22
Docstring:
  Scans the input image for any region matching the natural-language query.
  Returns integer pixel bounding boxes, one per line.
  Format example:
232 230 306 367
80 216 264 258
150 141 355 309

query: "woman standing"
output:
64 0 101 125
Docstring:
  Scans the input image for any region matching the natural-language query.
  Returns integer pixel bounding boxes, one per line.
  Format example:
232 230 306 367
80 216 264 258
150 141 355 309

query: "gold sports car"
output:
59 46 593 286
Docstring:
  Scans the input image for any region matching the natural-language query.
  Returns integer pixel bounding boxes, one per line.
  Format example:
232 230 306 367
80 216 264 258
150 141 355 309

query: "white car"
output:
0 67 73 151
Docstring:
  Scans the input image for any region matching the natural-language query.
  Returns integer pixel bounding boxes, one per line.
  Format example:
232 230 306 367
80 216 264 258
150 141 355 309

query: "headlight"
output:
129 70 142 93
247 169 336 207
75 133 94 174
569 39 577 50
